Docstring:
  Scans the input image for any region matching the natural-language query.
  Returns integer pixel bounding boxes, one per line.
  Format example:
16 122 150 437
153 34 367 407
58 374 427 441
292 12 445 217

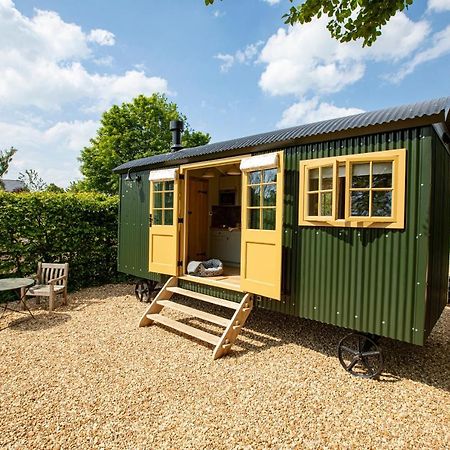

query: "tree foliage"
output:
204 0 415 47
45 183 65 193
80 94 211 194
18 169 47 192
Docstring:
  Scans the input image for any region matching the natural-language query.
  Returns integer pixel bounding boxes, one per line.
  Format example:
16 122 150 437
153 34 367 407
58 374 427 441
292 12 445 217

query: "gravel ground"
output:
0 284 449 449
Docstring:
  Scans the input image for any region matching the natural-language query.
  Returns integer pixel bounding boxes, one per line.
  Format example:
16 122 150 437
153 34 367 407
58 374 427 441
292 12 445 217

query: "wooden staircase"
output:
139 277 253 359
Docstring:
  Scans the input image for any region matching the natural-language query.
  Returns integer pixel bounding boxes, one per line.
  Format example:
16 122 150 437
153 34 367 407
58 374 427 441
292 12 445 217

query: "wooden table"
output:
0 278 36 321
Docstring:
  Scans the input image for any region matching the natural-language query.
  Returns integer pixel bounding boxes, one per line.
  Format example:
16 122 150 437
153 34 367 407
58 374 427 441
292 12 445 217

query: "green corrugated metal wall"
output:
117 125 449 345
424 128 450 338
259 126 433 345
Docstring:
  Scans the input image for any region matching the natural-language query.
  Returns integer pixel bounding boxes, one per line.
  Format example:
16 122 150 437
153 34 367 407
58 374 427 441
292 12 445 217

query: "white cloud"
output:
277 98 364 128
258 13 429 97
263 0 281 5
0 1 169 112
428 0 450 12
392 24 450 81
88 28 115 46
215 41 264 72
93 55 114 66
0 119 99 187
215 53 235 73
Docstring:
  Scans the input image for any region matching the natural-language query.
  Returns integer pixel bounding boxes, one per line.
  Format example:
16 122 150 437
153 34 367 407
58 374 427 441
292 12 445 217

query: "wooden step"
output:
146 314 220 346
157 300 229 327
166 287 240 310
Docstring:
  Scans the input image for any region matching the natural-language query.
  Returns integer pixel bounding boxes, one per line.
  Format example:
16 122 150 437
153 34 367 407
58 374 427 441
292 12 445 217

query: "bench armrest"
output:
48 274 68 285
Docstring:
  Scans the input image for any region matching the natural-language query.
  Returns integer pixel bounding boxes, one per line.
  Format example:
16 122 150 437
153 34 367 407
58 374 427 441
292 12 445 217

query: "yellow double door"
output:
148 154 283 300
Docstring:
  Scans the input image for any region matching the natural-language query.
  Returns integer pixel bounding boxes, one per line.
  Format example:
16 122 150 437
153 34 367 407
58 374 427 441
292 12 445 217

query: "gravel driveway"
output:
1 284 449 449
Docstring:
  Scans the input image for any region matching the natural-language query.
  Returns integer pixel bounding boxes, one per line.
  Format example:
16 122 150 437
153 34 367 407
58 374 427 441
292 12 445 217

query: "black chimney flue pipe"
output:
170 120 184 152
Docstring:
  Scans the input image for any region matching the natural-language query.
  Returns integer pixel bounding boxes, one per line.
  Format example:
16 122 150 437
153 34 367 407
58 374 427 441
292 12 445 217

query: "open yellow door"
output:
149 168 180 275
240 152 283 300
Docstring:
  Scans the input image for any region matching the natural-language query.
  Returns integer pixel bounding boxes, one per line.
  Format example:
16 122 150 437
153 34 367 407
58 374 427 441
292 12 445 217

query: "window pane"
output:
164 191 173 208
248 209 260 229
352 163 370 188
249 186 260 207
248 171 261 185
263 184 276 206
153 182 163 192
308 168 319 191
164 180 174 191
262 209 276 230
372 191 392 217
350 191 370 216
321 166 333 190
372 162 392 188
308 193 319 216
153 209 162 225
320 192 332 216
164 209 173 225
153 192 162 208
263 168 277 183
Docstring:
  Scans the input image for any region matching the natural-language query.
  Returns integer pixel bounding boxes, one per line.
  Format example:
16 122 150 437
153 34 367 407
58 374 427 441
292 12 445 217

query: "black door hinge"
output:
177 260 183 267
179 174 185 180
149 214 153 227
178 217 184 224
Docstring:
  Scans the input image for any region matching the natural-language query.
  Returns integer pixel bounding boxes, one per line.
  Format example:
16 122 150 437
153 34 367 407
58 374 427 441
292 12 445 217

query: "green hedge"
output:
0 192 120 290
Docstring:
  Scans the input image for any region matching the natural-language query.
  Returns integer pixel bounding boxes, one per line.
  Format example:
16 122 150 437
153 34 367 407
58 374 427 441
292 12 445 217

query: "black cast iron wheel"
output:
134 280 154 303
338 333 384 379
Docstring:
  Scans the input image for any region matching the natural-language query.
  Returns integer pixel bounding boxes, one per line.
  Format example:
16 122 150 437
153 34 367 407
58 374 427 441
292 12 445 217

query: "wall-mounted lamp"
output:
202 169 216 179
125 169 142 183
226 166 241 176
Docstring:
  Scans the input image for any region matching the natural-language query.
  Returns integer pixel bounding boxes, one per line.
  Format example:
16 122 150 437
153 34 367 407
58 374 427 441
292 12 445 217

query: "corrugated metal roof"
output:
114 96 450 173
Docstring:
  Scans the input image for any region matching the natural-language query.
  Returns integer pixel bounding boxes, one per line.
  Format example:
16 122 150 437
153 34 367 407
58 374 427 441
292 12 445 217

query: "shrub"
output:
0 192 120 290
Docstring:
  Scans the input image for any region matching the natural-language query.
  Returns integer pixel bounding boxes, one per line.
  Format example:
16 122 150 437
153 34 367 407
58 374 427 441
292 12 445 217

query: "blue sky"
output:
1 0 450 186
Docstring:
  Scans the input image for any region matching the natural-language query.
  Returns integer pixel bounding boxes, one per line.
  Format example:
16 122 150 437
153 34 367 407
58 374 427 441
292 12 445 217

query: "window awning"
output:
149 168 178 182
240 152 279 171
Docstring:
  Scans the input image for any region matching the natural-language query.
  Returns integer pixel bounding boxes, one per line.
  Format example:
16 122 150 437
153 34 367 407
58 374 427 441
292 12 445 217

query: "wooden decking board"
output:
166 286 240 310
146 314 220 346
157 300 230 327
178 274 243 292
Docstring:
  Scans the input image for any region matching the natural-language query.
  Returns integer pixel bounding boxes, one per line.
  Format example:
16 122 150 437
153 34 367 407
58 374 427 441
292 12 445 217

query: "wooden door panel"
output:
149 177 179 276
240 152 283 300
187 178 208 261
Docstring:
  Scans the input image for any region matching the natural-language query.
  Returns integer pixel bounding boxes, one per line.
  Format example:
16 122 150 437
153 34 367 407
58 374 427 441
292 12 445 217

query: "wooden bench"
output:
23 262 69 312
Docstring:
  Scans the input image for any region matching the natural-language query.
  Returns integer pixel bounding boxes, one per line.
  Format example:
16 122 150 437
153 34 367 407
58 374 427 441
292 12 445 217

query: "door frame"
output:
179 155 250 277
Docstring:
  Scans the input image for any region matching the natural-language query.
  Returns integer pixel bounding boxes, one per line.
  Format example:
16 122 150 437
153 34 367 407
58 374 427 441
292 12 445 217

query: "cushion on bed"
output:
187 259 223 277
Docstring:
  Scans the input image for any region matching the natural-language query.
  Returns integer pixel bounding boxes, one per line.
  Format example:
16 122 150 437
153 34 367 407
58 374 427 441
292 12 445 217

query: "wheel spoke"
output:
135 280 150 301
347 356 359 371
361 351 380 357
340 345 359 355
358 335 364 353
361 357 375 376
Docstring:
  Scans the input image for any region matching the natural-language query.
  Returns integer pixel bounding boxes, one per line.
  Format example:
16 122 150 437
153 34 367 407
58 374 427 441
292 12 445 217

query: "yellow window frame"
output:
299 149 406 229
299 156 338 225
151 180 175 226
246 168 278 230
